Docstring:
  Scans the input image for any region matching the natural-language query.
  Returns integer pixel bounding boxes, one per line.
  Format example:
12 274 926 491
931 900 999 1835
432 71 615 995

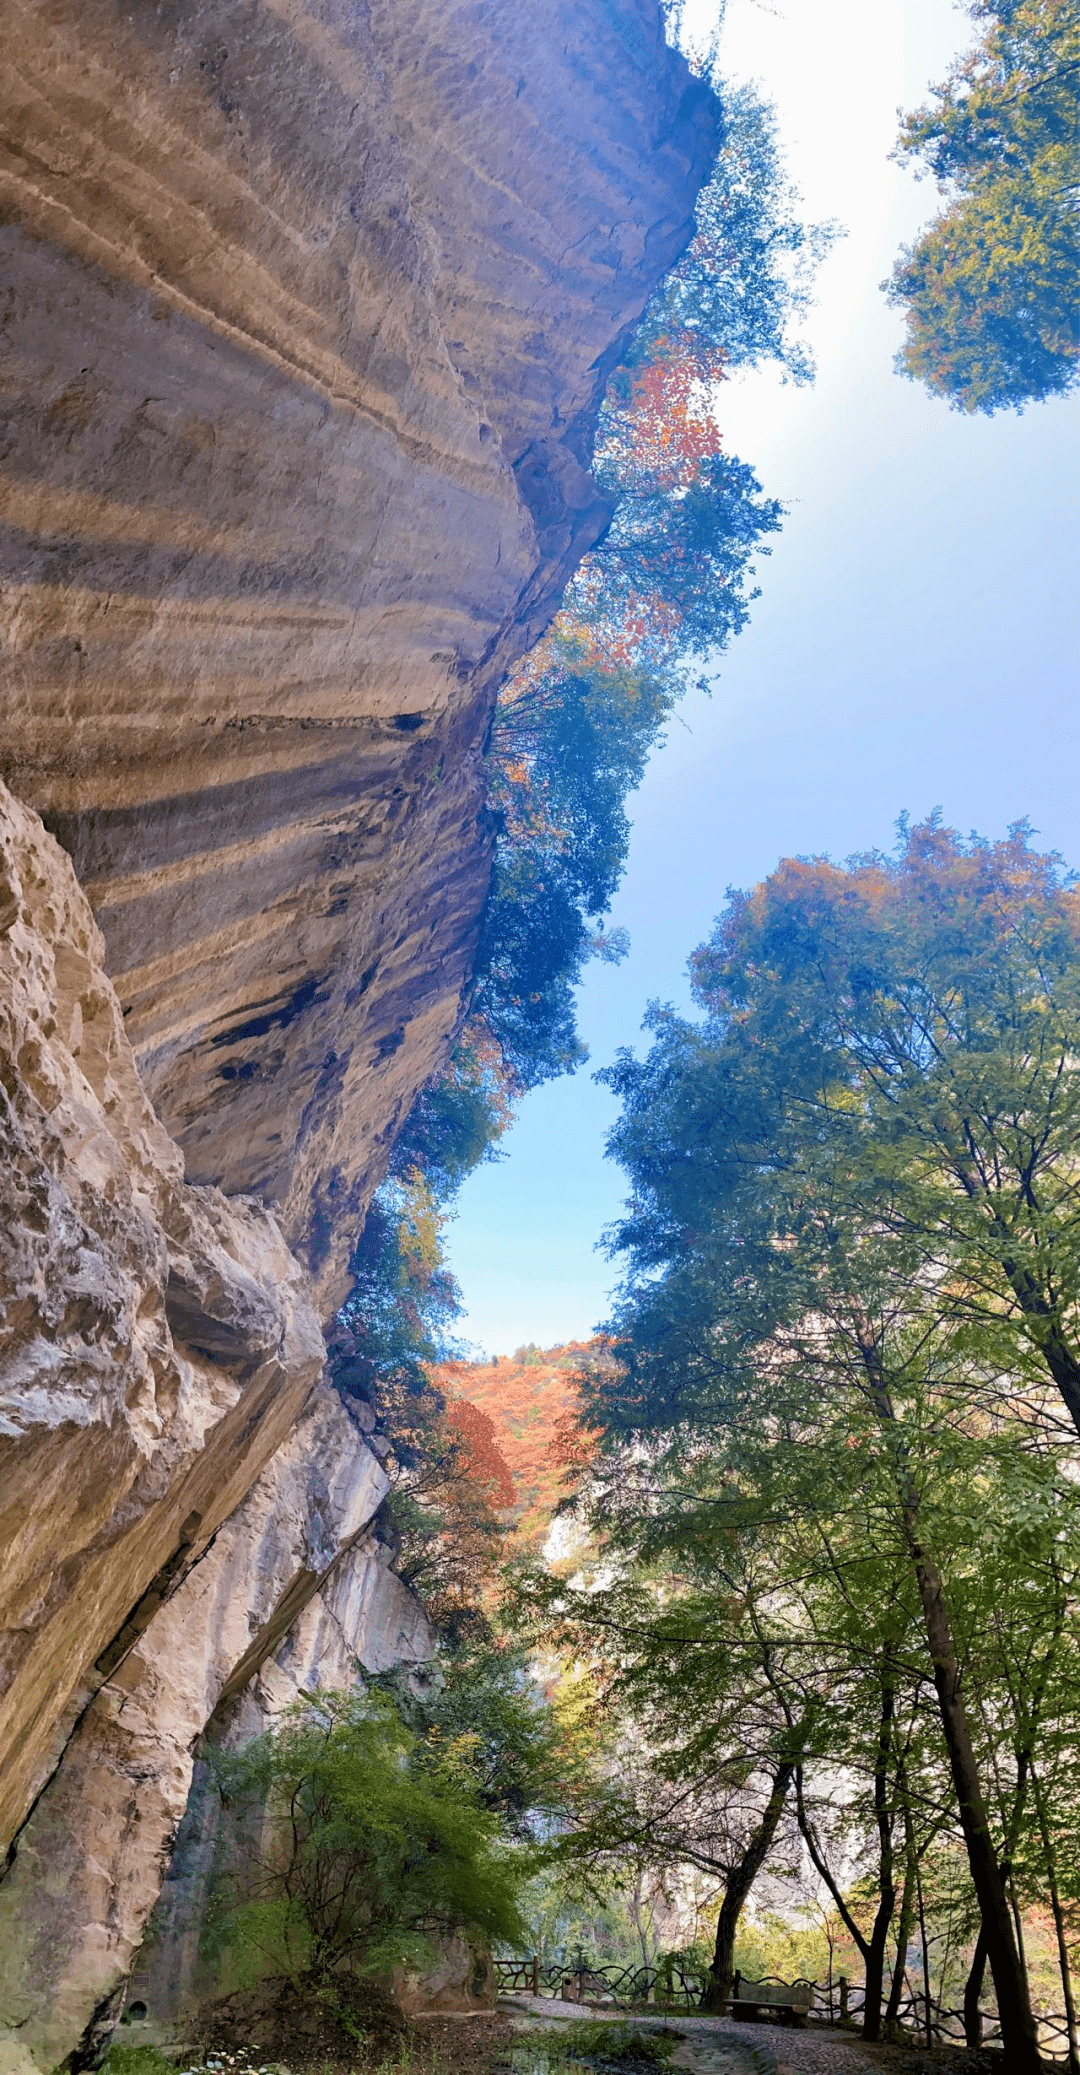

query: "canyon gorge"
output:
0 1 719 2065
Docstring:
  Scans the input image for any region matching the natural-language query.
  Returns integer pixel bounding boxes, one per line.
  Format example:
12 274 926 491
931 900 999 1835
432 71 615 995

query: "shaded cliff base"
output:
0 782 431 2075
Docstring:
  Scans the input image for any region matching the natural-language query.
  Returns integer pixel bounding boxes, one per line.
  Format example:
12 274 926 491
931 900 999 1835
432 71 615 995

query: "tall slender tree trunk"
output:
857 1339 1041 2073
1031 1763 1080 2075
862 1658 898 2042
884 1815 916 2037
915 1852 934 2051
964 1924 989 2049
701 1761 795 2012
905 1524 1038 2068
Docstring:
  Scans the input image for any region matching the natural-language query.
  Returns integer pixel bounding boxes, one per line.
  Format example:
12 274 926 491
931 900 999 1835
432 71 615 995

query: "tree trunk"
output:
1032 1763 1080 2075
862 1659 898 2042
964 1924 989 2049
884 1820 916 2037
856 1337 1041 2073
906 1526 1039 2070
701 1762 795 2011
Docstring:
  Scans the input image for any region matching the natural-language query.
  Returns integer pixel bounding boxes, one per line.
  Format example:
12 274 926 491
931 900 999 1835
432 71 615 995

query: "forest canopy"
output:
520 823 1080 2072
887 0 1080 413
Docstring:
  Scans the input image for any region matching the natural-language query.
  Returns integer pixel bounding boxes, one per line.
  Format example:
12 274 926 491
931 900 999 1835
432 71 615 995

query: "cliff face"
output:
0 0 719 1310
0 1 719 2062
0 772 430 2063
0 781 325 1856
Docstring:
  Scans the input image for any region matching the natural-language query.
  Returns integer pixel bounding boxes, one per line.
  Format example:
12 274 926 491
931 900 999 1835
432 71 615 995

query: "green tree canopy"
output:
567 819 1080 2068
210 1690 529 1982
886 0 1080 412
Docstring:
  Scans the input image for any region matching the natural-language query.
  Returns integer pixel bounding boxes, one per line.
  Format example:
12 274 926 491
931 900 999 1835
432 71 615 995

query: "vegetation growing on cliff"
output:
887 0 1079 413
475 82 826 1096
328 76 827 1565
208 1689 528 1980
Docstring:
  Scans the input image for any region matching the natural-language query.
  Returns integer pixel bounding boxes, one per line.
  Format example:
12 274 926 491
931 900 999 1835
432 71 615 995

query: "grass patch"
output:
101 2050 179 2075
516 2022 680 2069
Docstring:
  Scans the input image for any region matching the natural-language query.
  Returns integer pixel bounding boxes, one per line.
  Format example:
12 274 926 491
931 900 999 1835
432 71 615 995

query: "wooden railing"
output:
492 1956 1075 2061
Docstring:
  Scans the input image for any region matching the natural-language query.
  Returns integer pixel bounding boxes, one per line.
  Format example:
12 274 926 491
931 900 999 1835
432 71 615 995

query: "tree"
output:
470 78 830 1096
887 0 1080 412
685 818 1080 1442
373 1390 516 1644
473 650 670 1091
632 82 834 387
578 819 1080 2067
379 1641 594 1842
582 452 782 679
210 1690 528 1983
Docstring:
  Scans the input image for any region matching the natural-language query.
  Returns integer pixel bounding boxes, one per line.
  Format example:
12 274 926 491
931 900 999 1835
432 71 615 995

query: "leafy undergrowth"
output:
102 2007 518 2075
512 2023 681 2073
101 2049 187 2075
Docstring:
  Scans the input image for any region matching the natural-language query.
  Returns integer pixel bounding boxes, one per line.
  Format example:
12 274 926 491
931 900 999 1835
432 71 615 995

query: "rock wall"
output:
130 1544 433 2036
0 0 719 1310
0 2 721 2063
0 1375 429 2073
0 780 324 1856
0 786 407 2072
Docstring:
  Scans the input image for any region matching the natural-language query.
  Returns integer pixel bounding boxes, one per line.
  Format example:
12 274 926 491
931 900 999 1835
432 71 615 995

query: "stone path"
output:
501 1996 767 2075
498 1996 1006 2075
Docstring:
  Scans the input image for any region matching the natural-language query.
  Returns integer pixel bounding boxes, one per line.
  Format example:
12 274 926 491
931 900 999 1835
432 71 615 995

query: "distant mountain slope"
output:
429 1342 595 1548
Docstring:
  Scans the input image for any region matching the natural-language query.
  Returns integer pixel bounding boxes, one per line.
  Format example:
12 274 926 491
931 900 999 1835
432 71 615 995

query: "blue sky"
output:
445 0 1080 1356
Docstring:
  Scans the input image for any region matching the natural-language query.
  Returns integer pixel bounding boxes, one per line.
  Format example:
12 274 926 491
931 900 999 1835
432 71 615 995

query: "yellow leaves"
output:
395 1171 447 1279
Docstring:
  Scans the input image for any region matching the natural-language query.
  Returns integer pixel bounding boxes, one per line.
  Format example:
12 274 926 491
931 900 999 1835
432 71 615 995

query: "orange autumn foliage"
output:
428 1341 602 1550
446 1398 516 1510
605 339 727 492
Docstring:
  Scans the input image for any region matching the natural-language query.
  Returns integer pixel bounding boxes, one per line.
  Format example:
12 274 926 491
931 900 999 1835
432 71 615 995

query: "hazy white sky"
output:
445 0 1080 1357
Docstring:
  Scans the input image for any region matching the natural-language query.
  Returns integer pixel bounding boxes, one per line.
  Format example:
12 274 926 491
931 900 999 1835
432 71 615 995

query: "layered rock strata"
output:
0 0 719 1307
0 779 323 1852
0 3 721 2062
0 784 423 2071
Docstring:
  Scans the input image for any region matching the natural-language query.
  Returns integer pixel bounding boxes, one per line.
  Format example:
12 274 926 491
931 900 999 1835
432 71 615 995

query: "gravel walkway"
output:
499 1996 1009 2075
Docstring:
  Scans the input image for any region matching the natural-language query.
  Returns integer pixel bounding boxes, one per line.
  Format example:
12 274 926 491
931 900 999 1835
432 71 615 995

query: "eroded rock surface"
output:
131 1543 433 2034
0 1384 413 2073
0 0 719 1306
0 779 327 1855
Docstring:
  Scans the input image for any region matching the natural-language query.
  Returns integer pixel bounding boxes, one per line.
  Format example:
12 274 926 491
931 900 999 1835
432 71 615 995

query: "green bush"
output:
527 2022 679 2067
207 1691 529 1983
99 2047 177 2075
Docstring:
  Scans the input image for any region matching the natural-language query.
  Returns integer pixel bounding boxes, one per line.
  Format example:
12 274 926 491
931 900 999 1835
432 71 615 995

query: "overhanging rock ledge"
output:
0 0 720 2062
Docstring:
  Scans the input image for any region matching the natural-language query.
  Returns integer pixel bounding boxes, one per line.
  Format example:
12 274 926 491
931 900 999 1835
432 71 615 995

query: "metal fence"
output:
492 1956 1075 2061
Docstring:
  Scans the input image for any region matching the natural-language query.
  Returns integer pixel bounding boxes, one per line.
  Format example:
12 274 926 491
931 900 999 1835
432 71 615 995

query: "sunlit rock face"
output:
0 3 719 2062
0 780 325 1859
0 0 719 1310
